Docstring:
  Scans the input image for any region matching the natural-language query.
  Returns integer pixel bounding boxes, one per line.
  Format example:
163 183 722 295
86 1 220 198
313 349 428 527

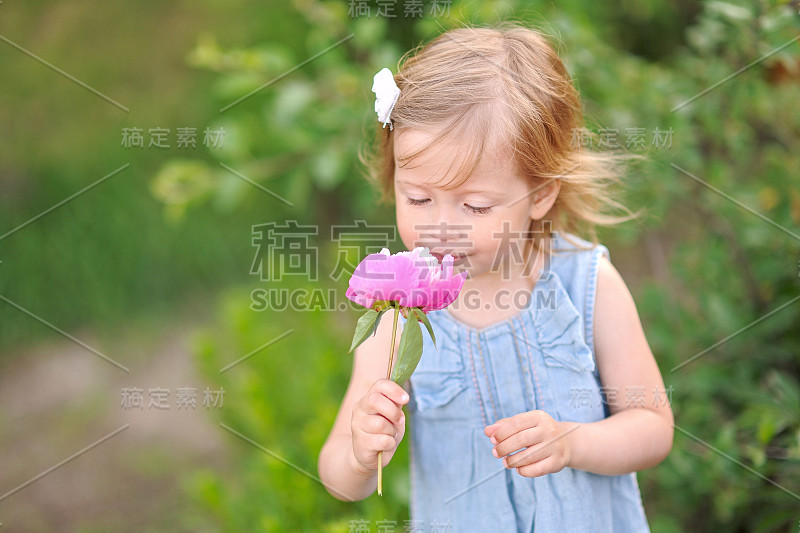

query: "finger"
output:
394 411 406 430
516 456 560 478
365 390 404 425
372 378 410 407
492 411 543 445
493 426 543 459
357 418 406 469
363 432 398 458
484 419 505 438
503 442 550 469
362 414 397 438
393 417 406 444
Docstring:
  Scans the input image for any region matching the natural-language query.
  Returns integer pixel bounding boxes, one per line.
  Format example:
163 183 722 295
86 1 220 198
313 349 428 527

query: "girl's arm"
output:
486 256 674 477
562 255 674 475
318 309 406 501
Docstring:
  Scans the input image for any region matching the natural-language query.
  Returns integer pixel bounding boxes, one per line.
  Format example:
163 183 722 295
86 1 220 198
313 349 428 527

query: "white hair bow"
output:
372 67 401 130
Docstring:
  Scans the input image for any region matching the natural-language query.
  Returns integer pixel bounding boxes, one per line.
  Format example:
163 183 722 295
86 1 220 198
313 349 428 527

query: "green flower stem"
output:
377 302 400 497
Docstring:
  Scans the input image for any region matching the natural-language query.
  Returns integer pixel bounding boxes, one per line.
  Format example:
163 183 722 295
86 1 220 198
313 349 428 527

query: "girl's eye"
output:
406 197 430 206
406 197 492 215
465 204 492 215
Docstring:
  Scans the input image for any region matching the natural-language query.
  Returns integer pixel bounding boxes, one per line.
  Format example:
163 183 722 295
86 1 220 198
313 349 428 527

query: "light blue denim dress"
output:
399 232 650 532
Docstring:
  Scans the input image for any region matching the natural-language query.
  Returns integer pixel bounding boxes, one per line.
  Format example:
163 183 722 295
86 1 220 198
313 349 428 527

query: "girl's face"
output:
393 128 559 285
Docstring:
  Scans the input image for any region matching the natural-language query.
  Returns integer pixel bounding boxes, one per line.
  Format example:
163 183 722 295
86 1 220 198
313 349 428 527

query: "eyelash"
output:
406 197 492 215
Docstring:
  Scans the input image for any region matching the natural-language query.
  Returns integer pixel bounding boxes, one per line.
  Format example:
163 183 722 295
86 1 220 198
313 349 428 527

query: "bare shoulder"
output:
592 254 651 374
594 254 643 329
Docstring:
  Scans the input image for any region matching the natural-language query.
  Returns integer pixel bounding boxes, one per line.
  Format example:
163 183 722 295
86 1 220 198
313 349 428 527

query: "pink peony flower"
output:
345 247 467 313
344 247 467 497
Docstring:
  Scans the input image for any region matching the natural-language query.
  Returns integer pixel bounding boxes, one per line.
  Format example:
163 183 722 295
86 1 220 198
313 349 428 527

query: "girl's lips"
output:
432 252 468 264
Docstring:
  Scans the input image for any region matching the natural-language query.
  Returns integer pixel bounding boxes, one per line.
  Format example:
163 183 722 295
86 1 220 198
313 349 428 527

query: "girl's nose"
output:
433 203 468 230
419 219 469 244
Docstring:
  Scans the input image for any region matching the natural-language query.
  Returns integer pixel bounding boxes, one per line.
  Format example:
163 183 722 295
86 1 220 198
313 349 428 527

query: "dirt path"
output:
0 309 232 532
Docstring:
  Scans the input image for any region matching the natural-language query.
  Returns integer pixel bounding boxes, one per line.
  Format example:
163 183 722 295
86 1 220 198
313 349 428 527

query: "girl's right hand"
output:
351 378 409 474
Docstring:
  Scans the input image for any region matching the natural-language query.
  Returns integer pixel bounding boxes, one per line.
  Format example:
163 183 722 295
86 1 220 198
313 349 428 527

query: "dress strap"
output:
545 232 611 362
583 244 610 357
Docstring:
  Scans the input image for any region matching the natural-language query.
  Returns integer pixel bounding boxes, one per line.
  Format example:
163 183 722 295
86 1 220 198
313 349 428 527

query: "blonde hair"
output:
359 22 642 251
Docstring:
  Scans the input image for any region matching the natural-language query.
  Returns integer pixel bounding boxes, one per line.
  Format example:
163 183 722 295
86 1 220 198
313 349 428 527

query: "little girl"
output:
319 23 673 532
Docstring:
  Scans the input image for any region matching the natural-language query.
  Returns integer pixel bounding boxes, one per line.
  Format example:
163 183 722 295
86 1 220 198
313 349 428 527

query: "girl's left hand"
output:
484 411 576 478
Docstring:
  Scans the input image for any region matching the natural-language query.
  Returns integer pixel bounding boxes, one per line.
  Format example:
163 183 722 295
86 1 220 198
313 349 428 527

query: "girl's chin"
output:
452 260 471 271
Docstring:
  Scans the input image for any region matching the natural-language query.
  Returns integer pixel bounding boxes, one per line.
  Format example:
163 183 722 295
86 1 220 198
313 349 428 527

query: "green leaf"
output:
412 307 436 349
390 311 423 385
150 159 215 208
348 309 382 353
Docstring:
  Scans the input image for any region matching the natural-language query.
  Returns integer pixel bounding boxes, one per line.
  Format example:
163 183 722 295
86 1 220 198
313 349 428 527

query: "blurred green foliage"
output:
0 1 310 350
4 0 798 530
168 0 800 530
183 283 411 531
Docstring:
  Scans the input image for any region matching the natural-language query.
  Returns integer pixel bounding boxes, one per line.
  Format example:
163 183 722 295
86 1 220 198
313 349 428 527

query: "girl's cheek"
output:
396 217 417 249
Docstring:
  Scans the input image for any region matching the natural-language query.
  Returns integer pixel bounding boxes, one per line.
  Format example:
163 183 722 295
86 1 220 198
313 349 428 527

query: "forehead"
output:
393 128 518 193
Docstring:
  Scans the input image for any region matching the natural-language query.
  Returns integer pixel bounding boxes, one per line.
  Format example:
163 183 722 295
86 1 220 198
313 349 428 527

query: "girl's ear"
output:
528 180 561 220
